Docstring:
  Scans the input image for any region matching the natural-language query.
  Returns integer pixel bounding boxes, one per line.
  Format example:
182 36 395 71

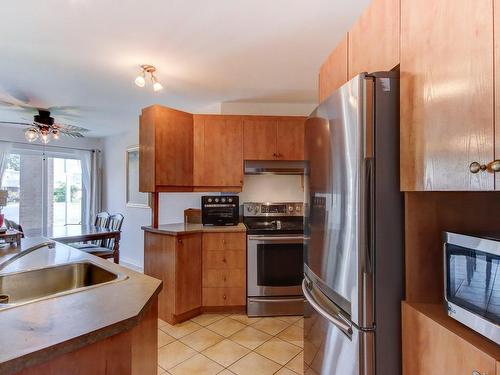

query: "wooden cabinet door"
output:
154 106 194 188
193 115 243 189
400 0 494 191
402 303 497 375
243 117 277 160
319 34 349 102
276 117 305 160
175 234 201 315
348 0 399 79
139 112 155 192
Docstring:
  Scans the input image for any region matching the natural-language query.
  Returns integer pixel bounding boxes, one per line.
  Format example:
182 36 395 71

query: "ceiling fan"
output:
0 100 89 144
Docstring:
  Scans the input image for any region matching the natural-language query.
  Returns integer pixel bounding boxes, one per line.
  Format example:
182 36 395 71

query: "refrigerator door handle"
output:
302 279 353 338
364 157 374 273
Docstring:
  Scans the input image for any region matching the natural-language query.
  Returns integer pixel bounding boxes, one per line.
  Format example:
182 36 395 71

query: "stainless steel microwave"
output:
444 231 500 344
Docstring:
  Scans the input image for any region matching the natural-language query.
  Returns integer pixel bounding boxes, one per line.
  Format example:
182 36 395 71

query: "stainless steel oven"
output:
244 202 305 317
444 231 500 344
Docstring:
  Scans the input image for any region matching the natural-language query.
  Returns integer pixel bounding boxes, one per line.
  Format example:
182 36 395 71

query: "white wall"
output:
102 127 151 269
239 175 304 203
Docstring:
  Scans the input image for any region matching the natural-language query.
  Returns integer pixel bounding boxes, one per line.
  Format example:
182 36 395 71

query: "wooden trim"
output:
151 192 159 228
169 307 202 325
201 305 246 314
155 186 194 192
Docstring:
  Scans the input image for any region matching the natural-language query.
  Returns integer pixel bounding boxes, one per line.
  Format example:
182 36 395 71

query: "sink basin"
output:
0 261 127 310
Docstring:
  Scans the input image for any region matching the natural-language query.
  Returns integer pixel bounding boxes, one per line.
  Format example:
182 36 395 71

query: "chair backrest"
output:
4 219 24 237
104 214 124 249
94 212 110 228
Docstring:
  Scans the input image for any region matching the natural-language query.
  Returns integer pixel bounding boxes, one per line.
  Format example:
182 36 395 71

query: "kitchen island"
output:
0 238 162 375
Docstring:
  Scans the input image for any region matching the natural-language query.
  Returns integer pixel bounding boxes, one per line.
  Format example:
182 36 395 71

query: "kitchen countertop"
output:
0 238 162 375
142 222 247 235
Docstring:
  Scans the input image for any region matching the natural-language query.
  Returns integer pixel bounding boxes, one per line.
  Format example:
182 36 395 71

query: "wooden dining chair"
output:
4 219 25 238
70 212 110 250
94 211 110 228
79 213 124 264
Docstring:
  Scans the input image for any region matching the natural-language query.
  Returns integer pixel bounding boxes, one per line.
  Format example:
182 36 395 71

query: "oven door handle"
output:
247 235 305 241
248 297 306 303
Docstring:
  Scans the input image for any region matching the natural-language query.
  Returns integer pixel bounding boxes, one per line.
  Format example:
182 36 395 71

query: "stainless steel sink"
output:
0 261 127 310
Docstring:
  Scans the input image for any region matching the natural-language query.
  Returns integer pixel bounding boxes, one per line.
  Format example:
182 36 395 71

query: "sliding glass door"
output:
1 148 85 230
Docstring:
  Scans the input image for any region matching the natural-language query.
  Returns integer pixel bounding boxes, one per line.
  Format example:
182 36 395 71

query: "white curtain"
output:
0 142 12 185
76 149 102 225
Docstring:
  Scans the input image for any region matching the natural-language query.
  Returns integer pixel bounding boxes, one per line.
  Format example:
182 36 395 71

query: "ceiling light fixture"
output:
135 65 163 91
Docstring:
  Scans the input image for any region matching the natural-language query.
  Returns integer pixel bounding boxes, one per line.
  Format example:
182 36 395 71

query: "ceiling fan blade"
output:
59 131 85 138
0 120 33 127
54 123 89 133
0 100 41 111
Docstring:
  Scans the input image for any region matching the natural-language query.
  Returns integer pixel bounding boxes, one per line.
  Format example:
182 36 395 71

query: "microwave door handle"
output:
302 279 353 337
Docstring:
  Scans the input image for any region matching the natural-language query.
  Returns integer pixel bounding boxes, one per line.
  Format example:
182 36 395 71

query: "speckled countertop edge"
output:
0 239 162 375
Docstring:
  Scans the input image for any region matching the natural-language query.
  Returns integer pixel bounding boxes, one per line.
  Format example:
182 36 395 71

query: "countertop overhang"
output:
0 238 162 375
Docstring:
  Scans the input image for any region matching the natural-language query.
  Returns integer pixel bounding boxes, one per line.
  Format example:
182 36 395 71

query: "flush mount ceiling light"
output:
135 64 163 91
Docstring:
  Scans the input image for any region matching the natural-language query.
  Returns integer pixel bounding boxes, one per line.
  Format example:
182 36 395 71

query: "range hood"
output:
244 160 305 175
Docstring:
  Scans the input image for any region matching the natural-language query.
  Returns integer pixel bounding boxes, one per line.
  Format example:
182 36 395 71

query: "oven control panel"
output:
243 202 303 217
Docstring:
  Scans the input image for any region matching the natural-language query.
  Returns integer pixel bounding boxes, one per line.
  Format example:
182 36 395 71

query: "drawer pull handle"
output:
222 258 227 263
223 276 227 282
177 239 183 244
223 294 227 300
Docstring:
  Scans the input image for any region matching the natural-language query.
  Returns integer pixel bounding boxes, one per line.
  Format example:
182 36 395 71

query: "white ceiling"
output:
0 0 369 137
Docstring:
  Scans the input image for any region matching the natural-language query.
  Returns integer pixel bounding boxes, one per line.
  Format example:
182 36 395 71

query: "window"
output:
1 147 86 229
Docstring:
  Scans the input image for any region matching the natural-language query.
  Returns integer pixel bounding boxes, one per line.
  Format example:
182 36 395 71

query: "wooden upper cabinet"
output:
139 105 193 192
277 117 305 160
243 117 277 160
243 116 305 160
193 115 243 190
348 0 400 78
318 34 349 102
400 0 494 191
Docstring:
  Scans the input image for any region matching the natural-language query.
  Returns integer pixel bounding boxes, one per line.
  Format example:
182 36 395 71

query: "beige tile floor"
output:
157 314 304 375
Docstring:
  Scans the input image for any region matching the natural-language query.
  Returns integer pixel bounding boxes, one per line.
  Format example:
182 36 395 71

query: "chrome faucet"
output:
0 240 56 271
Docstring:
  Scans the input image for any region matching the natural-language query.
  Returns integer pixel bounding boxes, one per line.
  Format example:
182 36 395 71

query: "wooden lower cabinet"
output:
19 298 158 375
402 302 499 375
144 231 201 324
202 232 246 309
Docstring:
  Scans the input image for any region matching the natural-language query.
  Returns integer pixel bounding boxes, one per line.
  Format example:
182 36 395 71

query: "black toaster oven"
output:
201 196 239 226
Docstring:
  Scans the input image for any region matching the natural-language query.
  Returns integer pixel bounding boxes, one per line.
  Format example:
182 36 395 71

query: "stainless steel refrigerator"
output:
303 72 403 375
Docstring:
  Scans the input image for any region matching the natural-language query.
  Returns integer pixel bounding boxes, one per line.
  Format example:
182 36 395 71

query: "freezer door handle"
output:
302 279 353 338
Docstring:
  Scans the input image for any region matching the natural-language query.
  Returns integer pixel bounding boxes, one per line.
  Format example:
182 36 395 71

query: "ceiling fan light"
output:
52 130 60 140
134 74 146 87
40 132 50 144
24 128 38 142
153 80 163 92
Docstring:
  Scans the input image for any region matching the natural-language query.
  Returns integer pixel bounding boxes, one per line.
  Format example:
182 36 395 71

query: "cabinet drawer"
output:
203 269 245 288
203 232 246 251
202 287 246 306
203 250 246 269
